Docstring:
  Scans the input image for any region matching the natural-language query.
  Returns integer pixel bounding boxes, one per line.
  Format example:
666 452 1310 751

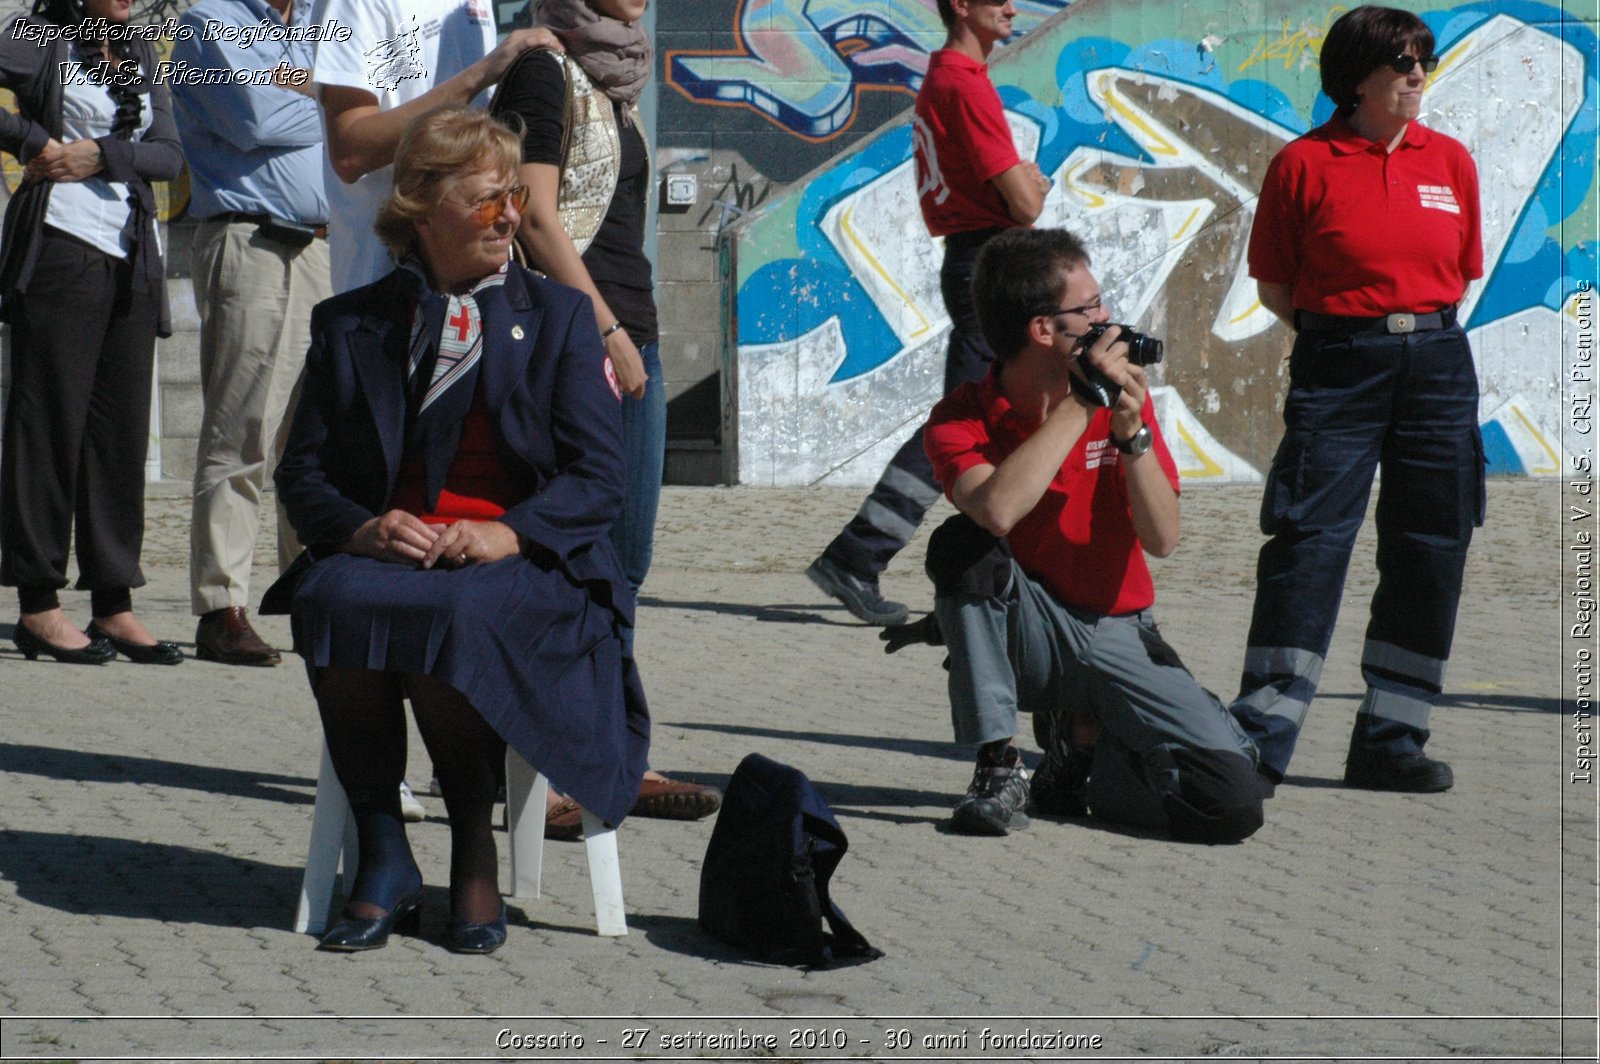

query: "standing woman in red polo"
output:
1229 5 1484 793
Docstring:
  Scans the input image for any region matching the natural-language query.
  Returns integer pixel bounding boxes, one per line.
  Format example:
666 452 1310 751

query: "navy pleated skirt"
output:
289 553 650 826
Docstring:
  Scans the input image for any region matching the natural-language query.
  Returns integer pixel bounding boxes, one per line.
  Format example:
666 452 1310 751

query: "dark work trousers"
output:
1 228 158 598
1229 320 1485 778
820 227 1004 581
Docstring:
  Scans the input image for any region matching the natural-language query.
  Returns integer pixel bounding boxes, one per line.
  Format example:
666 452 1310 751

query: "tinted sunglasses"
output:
1387 53 1439 74
455 184 529 225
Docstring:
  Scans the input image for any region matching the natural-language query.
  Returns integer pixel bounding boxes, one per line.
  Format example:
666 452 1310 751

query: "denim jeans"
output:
1231 322 1485 776
610 340 664 654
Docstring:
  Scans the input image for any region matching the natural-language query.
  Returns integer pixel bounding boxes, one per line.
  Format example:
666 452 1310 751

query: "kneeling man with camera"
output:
923 227 1267 841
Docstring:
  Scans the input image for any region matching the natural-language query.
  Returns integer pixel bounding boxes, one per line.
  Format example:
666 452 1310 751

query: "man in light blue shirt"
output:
172 0 332 668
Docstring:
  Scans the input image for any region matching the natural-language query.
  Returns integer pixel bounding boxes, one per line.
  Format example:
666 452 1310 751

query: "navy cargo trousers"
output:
1230 314 1486 779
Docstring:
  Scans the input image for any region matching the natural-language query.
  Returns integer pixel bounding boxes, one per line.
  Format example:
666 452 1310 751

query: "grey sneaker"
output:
806 555 908 626
950 750 1030 835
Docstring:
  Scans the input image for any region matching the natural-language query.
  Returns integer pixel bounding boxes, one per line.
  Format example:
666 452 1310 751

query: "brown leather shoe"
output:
545 797 584 841
631 775 722 820
195 607 281 667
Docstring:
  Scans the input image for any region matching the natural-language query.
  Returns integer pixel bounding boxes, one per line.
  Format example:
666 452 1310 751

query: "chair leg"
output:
504 749 546 899
501 750 627 936
295 740 354 935
581 810 628 937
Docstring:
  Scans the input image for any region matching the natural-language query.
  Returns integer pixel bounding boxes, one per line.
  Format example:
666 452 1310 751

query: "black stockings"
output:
408 673 506 926
314 667 418 920
313 666 506 926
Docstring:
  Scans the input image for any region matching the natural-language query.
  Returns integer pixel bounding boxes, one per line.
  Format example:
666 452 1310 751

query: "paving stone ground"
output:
0 479 1592 1062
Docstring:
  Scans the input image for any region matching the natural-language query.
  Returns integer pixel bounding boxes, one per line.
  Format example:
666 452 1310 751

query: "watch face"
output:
1117 425 1151 455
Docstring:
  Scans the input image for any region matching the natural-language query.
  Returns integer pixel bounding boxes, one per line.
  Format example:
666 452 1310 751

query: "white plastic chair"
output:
294 741 626 936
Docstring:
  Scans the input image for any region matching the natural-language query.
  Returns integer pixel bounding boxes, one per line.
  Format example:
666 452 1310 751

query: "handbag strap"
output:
491 48 576 272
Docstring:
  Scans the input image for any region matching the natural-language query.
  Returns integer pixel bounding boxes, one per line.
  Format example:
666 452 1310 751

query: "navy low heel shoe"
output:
445 901 507 955
317 893 423 952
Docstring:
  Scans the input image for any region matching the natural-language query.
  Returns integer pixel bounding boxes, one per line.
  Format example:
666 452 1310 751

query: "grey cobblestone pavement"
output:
0 479 1593 1062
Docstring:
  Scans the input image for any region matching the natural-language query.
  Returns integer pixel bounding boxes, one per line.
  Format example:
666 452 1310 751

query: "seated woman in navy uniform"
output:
271 106 649 955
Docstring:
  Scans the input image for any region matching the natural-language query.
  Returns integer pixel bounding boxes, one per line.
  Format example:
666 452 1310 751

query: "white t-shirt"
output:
311 0 496 292
45 68 155 260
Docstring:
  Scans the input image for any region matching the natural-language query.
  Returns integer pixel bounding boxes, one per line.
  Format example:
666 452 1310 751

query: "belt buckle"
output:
1386 313 1415 334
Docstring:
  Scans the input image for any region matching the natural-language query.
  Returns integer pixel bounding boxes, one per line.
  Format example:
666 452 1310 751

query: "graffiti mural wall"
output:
655 0 1069 475
724 0 1597 486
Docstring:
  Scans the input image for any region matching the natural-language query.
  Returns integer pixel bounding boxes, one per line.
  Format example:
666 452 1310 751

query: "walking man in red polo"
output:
806 0 1050 625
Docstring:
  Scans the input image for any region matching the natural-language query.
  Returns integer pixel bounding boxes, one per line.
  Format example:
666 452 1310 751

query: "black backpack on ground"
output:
698 753 880 967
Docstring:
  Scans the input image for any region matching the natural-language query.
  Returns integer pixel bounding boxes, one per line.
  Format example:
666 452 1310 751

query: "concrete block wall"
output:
157 273 204 485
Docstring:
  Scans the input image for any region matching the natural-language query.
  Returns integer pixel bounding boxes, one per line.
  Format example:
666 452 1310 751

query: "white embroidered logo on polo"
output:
1084 436 1117 470
1418 184 1460 214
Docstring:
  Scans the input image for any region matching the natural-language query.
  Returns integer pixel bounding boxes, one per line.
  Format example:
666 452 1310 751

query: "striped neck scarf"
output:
397 258 510 509
403 258 509 413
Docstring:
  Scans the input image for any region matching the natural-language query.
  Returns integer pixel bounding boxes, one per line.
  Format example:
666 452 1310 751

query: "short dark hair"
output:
971 228 1092 363
1320 5 1435 114
936 0 955 26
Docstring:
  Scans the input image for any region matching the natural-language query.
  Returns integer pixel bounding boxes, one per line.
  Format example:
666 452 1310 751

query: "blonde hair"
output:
373 106 524 259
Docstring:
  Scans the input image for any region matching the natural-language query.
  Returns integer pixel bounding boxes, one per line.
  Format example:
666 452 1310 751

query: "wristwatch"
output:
1111 423 1152 456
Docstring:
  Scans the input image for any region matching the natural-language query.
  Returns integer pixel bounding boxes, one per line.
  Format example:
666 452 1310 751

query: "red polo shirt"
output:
913 49 1021 237
1248 116 1482 316
925 371 1181 615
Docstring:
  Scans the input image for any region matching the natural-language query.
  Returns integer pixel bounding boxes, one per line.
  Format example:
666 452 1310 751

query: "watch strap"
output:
1111 423 1151 455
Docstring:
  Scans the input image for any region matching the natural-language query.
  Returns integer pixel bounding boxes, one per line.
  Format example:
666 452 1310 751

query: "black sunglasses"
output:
1387 53 1439 74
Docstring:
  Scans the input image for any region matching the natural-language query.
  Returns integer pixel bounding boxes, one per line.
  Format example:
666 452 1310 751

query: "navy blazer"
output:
274 262 633 625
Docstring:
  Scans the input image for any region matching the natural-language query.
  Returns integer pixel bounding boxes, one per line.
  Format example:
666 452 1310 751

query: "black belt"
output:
216 212 328 240
1296 305 1456 336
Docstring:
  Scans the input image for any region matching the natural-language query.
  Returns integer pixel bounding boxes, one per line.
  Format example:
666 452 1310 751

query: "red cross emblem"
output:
448 306 472 342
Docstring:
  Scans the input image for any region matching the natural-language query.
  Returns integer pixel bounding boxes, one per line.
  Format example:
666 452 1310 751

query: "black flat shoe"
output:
317 892 423 952
86 621 183 666
446 901 507 955
13 621 114 665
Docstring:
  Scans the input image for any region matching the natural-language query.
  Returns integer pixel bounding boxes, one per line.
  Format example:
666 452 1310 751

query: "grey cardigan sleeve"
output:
0 18 55 163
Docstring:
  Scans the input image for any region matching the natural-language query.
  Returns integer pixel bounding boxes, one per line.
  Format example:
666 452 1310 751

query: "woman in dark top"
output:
272 107 649 955
496 0 657 590
496 0 721 834
0 0 184 665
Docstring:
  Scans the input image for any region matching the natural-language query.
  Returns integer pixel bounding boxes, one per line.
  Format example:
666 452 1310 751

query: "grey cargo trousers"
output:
933 522 1267 844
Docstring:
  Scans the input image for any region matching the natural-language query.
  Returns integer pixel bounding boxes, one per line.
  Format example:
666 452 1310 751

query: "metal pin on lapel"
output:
511 325 525 340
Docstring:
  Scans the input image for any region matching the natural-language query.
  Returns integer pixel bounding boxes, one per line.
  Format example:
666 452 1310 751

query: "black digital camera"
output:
1074 323 1164 407
1084 323 1164 365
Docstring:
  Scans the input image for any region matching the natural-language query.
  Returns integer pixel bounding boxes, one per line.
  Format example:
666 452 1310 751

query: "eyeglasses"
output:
450 183 529 225
1386 53 1439 75
1040 295 1103 319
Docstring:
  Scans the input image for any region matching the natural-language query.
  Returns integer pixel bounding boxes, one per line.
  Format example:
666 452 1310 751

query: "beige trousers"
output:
189 218 332 615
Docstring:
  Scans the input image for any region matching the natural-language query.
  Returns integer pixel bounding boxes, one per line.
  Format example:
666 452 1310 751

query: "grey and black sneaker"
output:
950 748 1030 835
806 554 909 626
